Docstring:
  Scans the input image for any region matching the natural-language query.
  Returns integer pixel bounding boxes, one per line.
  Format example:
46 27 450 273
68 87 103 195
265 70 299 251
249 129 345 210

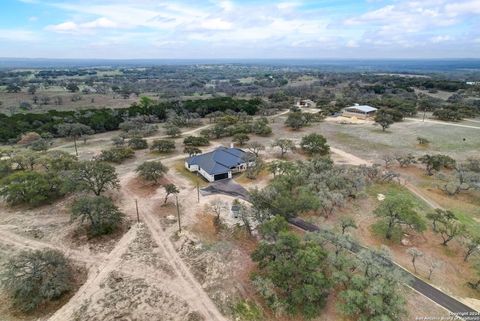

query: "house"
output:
342 104 378 119
295 99 316 108
185 147 254 182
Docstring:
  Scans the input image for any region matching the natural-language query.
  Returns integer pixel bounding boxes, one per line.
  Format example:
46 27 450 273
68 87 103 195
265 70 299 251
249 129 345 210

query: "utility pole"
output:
197 172 200 203
135 199 139 223
175 194 181 233
73 136 78 156
196 174 200 203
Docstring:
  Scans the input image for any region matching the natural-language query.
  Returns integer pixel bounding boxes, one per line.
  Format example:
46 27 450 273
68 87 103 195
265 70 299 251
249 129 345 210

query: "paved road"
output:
288 217 479 320
203 176 479 318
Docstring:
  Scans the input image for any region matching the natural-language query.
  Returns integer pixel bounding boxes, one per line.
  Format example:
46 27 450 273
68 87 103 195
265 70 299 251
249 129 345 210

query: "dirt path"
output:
48 226 138 321
402 181 443 209
405 118 480 130
122 170 227 321
0 227 102 266
52 123 212 151
330 147 371 166
329 147 442 210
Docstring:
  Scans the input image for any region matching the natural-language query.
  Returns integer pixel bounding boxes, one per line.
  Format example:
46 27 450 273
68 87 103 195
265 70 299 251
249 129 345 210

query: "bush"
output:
285 112 307 130
164 123 181 137
68 160 119 196
151 139 176 153
0 159 13 179
99 147 135 163
128 137 148 150
71 195 124 236
136 161 168 184
417 136 430 146
0 171 65 206
183 136 210 147
1 249 73 312
300 133 329 155
29 138 50 151
232 300 263 321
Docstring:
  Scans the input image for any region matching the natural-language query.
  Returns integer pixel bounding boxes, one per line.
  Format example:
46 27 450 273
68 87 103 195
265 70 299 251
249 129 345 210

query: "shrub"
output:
99 147 135 163
285 112 307 130
128 137 148 150
233 133 250 146
136 161 168 184
151 139 176 153
71 195 124 236
417 137 430 146
29 138 50 151
68 160 119 196
164 123 181 137
300 133 329 155
183 136 210 147
0 171 64 206
1 249 73 312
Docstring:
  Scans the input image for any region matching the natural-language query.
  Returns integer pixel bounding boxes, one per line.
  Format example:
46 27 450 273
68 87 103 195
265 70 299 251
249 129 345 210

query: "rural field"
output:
0 60 480 321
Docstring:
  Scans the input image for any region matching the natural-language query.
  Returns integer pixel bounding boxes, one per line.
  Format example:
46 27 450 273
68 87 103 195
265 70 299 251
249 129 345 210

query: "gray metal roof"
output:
186 147 248 175
344 105 378 113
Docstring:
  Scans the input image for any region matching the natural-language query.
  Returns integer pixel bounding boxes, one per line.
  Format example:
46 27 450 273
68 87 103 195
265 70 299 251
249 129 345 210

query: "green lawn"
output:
367 182 480 236
367 182 431 212
173 160 208 188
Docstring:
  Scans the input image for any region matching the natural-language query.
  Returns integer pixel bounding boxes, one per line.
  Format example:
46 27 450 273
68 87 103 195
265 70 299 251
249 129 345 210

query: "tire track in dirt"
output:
0 227 101 265
47 226 138 321
123 178 228 321
329 146 443 210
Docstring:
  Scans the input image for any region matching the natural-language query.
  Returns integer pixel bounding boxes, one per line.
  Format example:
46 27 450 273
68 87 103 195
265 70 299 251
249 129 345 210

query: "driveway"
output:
200 179 250 201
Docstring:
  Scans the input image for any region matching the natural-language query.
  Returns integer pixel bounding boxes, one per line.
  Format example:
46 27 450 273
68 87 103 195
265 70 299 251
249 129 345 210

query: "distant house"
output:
342 104 378 119
295 99 316 108
185 147 254 182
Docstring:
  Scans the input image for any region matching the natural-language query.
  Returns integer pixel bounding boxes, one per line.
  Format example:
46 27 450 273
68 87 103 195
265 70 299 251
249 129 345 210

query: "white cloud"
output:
17 0 480 58
199 18 232 30
0 29 38 42
46 17 118 34
83 17 118 29
445 0 480 16
431 35 452 43
46 21 78 32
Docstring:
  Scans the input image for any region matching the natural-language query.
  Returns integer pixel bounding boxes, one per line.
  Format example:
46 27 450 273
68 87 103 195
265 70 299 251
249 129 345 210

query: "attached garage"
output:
214 173 229 181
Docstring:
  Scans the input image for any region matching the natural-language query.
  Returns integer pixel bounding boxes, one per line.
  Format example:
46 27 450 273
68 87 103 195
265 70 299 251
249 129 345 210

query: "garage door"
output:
214 173 228 181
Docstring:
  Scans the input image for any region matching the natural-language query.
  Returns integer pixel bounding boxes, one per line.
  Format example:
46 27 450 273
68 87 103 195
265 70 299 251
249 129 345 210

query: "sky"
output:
0 0 480 59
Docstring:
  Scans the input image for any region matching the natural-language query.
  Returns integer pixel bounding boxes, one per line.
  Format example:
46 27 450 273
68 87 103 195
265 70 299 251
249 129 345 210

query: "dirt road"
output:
405 118 480 130
52 123 213 152
329 147 443 210
0 226 102 266
48 227 138 321
121 170 228 321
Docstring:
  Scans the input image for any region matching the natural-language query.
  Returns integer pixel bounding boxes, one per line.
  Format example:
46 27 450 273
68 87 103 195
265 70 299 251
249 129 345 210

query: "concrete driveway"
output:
200 179 250 201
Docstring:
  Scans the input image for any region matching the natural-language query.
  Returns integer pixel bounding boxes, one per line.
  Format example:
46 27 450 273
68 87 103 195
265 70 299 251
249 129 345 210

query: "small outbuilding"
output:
342 104 378 119
295 99 316 108
185 147 254 182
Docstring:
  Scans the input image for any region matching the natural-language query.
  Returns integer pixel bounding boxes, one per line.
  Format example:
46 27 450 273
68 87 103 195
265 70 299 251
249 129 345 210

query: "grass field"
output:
367 182 431 212
318 118 480 161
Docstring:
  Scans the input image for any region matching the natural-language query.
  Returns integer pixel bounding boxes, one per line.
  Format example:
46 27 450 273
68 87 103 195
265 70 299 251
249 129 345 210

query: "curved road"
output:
288 217 479 320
